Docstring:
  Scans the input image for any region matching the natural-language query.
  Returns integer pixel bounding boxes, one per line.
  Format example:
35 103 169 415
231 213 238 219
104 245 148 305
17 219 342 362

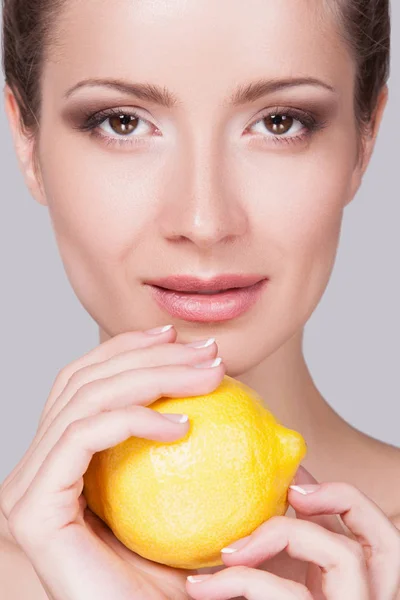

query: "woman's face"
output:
10 0 381 374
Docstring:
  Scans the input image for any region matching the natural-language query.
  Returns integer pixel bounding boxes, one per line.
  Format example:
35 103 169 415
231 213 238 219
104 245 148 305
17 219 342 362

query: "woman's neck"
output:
234 330 351 473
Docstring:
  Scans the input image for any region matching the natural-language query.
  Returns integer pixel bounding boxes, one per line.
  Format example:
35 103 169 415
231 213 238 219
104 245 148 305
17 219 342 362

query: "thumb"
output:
290 465 346 535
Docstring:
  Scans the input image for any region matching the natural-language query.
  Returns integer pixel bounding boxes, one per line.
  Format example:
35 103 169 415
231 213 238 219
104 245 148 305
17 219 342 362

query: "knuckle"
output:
230 565 253 577
54 363 79 389
68 377 110 415
267 515 287 530
66 365 92 390
8 504 48 551
269 515 286 525
63 418 87 441
0 486 11 518
73 378 103 402
324 481 358 500
337 482 363 503
341 537 366 567
7 513 22 540
8 505 31 543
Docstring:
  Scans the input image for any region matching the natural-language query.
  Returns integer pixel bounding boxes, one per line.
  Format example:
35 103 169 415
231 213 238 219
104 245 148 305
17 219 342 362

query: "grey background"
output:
0 3 399 483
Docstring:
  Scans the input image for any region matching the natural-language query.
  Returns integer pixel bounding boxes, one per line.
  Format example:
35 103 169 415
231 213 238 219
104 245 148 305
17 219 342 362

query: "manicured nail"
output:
289 484 320 495
221 534 252 553
185 337 215 348
187 575 213 583
145 324 174 335
162 413 189 424
194 357 222 368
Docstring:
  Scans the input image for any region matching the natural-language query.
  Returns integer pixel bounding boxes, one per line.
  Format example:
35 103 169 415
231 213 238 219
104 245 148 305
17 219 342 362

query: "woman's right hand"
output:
0 326 225 599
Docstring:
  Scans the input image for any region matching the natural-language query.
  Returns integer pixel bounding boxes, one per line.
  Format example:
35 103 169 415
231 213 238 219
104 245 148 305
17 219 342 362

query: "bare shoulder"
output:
0 539 47 600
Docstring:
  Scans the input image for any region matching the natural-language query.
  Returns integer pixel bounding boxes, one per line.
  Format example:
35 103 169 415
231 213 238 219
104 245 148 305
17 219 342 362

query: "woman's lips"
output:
146 279 268 322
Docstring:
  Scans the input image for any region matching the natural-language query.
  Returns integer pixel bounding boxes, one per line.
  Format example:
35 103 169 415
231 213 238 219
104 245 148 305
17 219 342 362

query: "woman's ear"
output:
359 84 389 176
346 84 389 206
3 83 47 206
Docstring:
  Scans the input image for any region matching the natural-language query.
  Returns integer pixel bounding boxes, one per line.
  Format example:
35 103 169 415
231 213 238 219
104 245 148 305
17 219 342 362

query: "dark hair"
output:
1 0 391 166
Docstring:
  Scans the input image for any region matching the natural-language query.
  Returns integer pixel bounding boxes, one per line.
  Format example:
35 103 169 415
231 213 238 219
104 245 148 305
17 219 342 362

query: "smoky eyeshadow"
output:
61 92 339 132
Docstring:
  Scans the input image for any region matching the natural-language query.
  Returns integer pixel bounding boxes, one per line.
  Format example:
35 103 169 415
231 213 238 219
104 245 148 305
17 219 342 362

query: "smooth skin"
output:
1 0 400 598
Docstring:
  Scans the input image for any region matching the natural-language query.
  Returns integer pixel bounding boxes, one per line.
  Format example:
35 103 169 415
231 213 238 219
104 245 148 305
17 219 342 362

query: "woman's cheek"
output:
37 143 159 323
270 151 354 326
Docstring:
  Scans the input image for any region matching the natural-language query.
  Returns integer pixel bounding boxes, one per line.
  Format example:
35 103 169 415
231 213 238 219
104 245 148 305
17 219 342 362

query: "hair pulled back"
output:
1 0 391 165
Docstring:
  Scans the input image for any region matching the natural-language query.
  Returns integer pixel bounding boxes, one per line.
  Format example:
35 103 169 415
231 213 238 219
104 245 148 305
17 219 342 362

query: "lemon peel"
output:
83 374 307 569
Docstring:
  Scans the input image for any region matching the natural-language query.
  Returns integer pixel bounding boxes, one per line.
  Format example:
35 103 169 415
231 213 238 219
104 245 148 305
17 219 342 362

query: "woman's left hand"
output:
186 466 400 600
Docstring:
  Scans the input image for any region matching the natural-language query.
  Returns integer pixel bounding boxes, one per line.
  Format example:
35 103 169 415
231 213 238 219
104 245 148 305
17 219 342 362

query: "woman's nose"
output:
157 150 249 250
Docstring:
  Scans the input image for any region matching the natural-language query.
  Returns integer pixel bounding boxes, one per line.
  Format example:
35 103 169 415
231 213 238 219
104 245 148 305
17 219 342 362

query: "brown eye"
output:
108 114 140 136
263 114 294 135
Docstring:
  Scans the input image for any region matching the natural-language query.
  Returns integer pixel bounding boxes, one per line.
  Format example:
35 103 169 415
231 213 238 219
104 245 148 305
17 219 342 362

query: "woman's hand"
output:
0 325 225 600
186 466 400 600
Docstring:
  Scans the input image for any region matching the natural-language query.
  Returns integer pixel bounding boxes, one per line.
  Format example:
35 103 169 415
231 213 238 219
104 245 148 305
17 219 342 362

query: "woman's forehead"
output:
45 0 352 106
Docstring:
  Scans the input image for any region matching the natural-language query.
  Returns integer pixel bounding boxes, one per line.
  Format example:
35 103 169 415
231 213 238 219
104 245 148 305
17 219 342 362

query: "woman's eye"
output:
250 113 303 138
81 107 323 148
99 113 152 138
98 112 304 139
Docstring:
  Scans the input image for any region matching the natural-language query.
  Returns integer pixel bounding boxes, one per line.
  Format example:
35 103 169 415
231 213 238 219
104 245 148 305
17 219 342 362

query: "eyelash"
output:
76 106 328 149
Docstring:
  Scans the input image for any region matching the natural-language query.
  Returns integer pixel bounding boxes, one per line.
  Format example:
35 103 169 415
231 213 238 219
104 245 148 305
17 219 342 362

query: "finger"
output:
0 361 224 518
1 327 177 495
28 341 217 483
8 405 191 548
220 516 370 599
290 465 340 597
186 566 312 599
291 465 346 535
287 481 400 599
48 338 217 424
40 326 178 429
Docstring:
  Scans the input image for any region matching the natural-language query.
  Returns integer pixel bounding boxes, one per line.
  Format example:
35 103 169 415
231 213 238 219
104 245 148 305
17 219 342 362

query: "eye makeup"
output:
63 94 335 151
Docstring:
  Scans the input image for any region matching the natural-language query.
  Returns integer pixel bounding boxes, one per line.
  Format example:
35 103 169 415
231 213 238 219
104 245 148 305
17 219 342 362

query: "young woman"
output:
1 0 399 598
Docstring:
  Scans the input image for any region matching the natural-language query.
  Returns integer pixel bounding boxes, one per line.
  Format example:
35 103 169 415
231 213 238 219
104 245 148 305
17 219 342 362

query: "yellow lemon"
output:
83 374 307 569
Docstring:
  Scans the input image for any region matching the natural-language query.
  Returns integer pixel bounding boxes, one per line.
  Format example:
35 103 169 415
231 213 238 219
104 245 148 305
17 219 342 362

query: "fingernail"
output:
162 413 189 423
187 575 212 583
185 337 215 348
194 357 222 369
145 324 174 335
289 484 320 495
221 534 252 553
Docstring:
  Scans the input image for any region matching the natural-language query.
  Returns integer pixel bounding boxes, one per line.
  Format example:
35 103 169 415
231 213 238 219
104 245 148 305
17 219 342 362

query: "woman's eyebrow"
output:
63 76 338 107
